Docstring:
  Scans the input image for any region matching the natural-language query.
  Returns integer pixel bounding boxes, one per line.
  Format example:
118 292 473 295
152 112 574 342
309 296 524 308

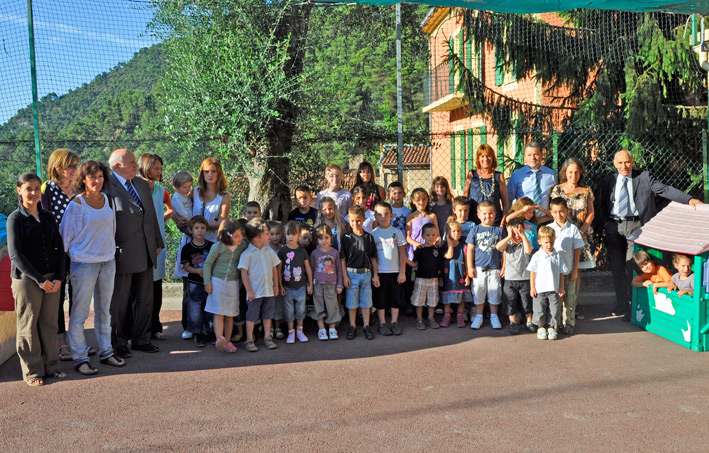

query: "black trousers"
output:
605 219 641 314
110 266 154 348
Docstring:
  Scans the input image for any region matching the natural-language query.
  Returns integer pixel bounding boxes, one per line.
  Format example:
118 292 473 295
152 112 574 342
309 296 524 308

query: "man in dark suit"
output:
598 150 701 321
108 149 164 357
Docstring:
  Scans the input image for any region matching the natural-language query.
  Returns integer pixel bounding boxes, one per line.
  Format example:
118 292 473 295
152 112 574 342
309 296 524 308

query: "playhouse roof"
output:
635 202 709 256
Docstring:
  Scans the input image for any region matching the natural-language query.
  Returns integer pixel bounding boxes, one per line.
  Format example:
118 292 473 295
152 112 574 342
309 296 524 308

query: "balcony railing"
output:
422 63 467 113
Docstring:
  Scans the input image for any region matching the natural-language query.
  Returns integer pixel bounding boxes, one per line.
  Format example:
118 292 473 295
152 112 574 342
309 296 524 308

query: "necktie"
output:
125 180 144 210
617 177 629 218
531 170 541 205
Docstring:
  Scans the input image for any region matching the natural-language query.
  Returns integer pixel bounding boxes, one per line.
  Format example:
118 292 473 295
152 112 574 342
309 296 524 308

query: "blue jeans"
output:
283 287 307 323
67 260 116 362
345 271 372 310
187 282 213 334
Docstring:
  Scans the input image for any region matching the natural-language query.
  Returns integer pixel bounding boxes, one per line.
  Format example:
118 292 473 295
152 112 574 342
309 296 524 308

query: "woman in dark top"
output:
352 161 386 211
40 148 79 361
8 173 67 386
464 144 509 225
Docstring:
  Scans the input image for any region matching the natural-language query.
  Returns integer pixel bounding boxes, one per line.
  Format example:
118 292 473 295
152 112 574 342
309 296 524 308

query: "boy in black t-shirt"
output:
180 216 214 347
287 185 318 226
340 206 379 340
409 223 444 330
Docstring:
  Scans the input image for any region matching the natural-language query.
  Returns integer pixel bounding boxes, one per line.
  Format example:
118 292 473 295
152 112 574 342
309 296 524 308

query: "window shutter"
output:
449 39 455 94
495 46 504 86
497 136 505 173
450 132 456 189
480 126 487 145
467 128 475 171
459 131 466 188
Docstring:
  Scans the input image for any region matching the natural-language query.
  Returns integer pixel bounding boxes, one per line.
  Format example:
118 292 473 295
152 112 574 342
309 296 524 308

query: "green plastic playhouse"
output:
632 202 709 351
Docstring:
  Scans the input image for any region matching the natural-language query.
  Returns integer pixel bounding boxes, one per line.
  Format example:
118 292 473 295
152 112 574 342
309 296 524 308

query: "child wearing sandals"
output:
440 219 471 328
239 218 281 352
310 225 344 340
203 219 246 353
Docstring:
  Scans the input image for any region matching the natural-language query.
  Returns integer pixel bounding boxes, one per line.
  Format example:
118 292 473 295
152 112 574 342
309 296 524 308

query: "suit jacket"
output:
598 169 692 226
109 175 164 274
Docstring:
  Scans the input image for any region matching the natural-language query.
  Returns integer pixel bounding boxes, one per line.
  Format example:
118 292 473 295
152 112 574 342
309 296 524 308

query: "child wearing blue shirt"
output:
465 201 505 330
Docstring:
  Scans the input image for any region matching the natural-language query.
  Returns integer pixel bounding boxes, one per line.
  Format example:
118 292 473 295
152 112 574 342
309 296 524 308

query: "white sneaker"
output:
329 328 339 340
490 316 502 330
470 316 483 329
296 329 308 343
286 330 295 344
537 327 548 340
181 330 193 340
547 327 558 340
318 329 328 341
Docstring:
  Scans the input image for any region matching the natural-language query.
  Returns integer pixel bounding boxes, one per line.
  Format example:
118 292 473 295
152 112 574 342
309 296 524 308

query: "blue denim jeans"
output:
283 286 307 323
187 282 213 334
345 271 373 310
67 260 116 362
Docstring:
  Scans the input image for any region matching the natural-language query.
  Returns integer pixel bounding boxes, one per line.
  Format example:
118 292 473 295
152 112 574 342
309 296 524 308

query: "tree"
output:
150 0 312 220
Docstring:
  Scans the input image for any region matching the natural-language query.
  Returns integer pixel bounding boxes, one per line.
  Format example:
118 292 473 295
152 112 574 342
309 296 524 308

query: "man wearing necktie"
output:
108 149 164 357
599 150 702 321
507 142 557 224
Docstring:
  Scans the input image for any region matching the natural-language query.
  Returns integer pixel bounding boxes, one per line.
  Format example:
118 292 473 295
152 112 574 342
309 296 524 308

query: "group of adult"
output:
8 148 232 386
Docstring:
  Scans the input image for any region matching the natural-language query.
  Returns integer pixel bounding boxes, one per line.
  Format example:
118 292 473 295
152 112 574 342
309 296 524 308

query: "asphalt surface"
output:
1 302 708 451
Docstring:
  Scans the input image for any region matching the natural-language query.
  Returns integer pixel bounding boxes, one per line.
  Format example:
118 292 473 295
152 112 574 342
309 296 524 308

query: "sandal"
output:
25 377 44 387
244 339 258 352
88 346 97 357
215 336 226 351
58 345 72 362
225 342 237 353
75 361 98 376
45 370 67 379
100 355 126 367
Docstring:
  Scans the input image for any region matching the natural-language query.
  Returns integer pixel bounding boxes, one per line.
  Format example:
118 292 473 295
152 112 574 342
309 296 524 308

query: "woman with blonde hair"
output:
40 148 80 362
464 144 509 225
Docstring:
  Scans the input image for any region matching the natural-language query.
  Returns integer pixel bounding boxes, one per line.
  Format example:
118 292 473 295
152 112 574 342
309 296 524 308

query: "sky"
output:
0 0 159 125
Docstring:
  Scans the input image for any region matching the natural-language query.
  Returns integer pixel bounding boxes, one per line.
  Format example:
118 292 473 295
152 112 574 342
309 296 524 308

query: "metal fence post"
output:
703 129 708 202
27 0 42 178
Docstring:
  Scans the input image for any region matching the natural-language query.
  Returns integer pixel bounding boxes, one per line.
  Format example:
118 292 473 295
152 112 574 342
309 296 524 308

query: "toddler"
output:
203 220 245 353
632 251 672 288
268 221 286 340
310 225 344 340
527 226 569 340
172 171 194 235
278 221 313 344
409 223 443 330
238 218 281 352
496 217 533 335
440 219 471 328
466 201 505 330
654 253 694 297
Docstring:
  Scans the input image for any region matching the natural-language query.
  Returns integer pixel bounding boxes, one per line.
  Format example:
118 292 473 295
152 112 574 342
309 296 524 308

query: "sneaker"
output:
456 313 465 328
434 307 444 315
274 328 285 340
244 339 258 352
329 328 339 340
426 318 440 329
509 323 520 335
296 329 309 343
537 327 548 340
547 327 558 340
563 325 574 336
416 319 426 330
526 322 537 333
181 330 193 340
490 316 502 330
440 313 451 328
346 325 356 340
390 322 402 336
264 337 278 349
193 335 206 348
470 316 483 330
286 330 296 344
318 328 328 341
363 325 374 340
378 323 393 336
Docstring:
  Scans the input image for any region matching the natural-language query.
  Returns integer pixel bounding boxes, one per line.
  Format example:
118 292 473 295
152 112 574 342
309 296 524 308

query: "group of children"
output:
168 162 696 354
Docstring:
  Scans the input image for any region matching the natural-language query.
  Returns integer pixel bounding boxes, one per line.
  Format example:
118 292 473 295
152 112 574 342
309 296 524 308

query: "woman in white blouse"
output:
59 160 126 376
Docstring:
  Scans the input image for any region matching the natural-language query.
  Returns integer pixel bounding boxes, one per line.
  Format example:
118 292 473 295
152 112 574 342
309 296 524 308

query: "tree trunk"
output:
246 2 313 221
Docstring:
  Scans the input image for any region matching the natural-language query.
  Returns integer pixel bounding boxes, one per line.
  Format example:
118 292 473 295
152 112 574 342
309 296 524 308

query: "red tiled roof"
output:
635 202 709 255
380 144 431 166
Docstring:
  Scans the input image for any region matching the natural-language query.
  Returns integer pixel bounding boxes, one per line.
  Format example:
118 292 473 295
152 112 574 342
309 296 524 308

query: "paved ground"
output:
1 299 708 451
